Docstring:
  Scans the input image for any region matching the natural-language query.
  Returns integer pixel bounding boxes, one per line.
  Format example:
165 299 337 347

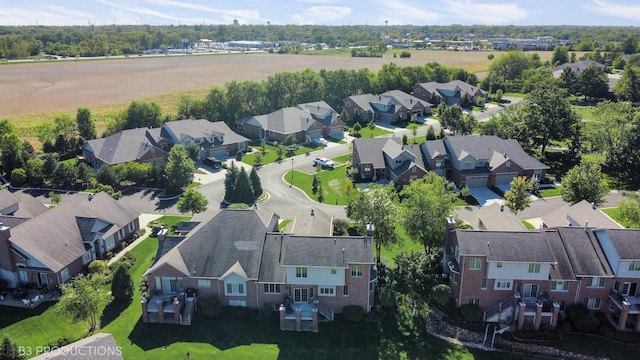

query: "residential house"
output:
161 119 249 159
143 208 376 330
0 192 140 289
351 138 429 187
240 101 344 143
82 127 168 170
83 119 249 169
552 60 607 78
438 135 548 188
343 90 431 123
412 80 488 106
352 135 547 189
465 203 527 231
541 200 624 229
444 217 640 332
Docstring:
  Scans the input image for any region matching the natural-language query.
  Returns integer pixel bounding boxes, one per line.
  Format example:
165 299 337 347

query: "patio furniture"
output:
21 299 30 307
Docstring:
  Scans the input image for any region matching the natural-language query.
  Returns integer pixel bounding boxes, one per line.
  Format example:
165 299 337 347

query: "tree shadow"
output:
101 300 130 329
0 301 56 328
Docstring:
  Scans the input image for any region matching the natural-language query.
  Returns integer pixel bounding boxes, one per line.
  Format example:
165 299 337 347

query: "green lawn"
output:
601 207 629 228
331 153 351 164
348 126 393 138
285 166 350 205
242 142 324 167
521 220 536 230
538 186 562 198
380 225 424 267
279 219 292 232
571 104 597 121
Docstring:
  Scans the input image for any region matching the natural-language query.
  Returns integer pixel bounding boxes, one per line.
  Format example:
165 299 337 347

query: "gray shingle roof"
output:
542 200 623 229
244 102 340 134
258 233 288 283
280 235 374 267
418 80 488 98
9 192 138 273
380 90 432 109
421 140 447 160
444 135 548 170
31 333 123 360
0 190 19 214
552 60 606 76
162 119 249 146
556 227 613 277
602 229 640 260
473 203 526 231
545 230 576 280
455 230 554 262
84 127 164 166
353 137 399 169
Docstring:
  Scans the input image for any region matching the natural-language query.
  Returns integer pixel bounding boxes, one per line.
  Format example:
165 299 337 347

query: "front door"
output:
630 283 638 297
38 273 48 287
293 288 308 302
523 284 538 298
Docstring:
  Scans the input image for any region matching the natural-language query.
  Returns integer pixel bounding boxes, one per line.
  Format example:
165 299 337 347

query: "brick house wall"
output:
395 166 429 187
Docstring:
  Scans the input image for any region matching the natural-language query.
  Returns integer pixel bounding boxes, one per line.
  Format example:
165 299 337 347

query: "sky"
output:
2 0 640 27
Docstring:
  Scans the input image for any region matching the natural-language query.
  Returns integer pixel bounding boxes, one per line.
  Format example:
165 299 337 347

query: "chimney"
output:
0 223 16 280
591 202 596 210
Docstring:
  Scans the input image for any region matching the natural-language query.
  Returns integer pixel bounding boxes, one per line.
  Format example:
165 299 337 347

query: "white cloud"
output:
292 6 351 25
371 0 440 25
440 0 527 25
141 0 264 21
587 0 640 21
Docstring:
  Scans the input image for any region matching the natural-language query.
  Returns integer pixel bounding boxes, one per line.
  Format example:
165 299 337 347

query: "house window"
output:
343 286 349 296
523 284 538 298
586 297 601 310
494 280 512 290
225 282 245 296
82 251 93 265
198 280 211 288
351 265 363 277
586 277 605 288
469 258 481 270
331 268 337 275
496 262 503 268
105 237 115 251
263 284 281 294
118 228 125 240
435 160 443 168
469 298 480 306
296 267 308 278
506 161 511 168
451 272 459 284
128 221 135 232
415 88 420 94
319 287 335 296
622 282 632 296
629 261 640 271
345 101 351 108
559 301 566 311
528 263 541 273
61 267 70 282
464 161 472 168
412 167 417 173
551 281 569 291
481 278 487 289
363 165 372 174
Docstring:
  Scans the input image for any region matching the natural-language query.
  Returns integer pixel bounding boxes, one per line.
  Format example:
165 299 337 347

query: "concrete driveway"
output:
469 187 504 206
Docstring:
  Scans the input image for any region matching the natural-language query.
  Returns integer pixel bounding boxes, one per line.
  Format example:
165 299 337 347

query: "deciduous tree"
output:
165 145 195 195
504 176 533 215
57 274 112 332
177 189 208 216
400 173 457 253
346 183 399 266
561 158 608 206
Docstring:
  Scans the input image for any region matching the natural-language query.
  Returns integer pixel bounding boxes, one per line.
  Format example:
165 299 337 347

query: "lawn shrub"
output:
342 305 364 322
567 304 599 333
200 297 222 317
88 260 108 274
431 284 452 307
333 218 349 236
459 304 483 322
378 286 396 307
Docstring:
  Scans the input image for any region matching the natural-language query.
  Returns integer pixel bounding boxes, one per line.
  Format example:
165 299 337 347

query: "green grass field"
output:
538 186 562 198
242 142 325 166
521 220 536 230
285 166 350 205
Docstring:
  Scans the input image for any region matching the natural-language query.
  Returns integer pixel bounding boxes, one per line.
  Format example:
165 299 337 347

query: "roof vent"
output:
591 202 596 210
585 220 589 232
503 153 507 158
500 204 504 212
88 193 94 201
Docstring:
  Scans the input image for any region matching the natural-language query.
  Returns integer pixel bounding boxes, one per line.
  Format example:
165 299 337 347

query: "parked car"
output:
313 137 329 146
313 157 335 169
204 157 222 169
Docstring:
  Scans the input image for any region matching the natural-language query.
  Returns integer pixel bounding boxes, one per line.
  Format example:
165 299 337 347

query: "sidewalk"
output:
108 213 162 265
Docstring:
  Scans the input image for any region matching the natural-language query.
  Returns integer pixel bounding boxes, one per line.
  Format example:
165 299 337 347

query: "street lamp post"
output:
290 158 294 187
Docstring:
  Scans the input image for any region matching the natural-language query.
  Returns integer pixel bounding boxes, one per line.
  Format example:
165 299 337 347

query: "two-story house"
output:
343 90 431 123
412 80 488 106
0 192 140 289
239 101 344 143
444 217 640 332
351 138 428 187
143 208 375 330
161 119 249 159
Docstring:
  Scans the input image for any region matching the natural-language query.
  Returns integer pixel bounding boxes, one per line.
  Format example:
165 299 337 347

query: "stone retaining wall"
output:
425 310 608 360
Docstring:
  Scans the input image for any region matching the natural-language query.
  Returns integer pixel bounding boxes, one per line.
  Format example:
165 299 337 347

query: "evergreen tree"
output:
249 168 263 201
340 109 350 126
76 107 97 140
224 161 239 202
426 125 436 140
0 336 24 360
111 264 134 304
234 167 254 204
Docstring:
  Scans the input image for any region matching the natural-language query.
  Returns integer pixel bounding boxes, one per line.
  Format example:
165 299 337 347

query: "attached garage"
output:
328 126 343 138
207 147 228 159
307 130 323 139
495 173 519 185
464 175 488 188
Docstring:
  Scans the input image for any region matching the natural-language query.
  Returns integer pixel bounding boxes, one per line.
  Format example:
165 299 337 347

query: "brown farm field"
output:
0 50 554 142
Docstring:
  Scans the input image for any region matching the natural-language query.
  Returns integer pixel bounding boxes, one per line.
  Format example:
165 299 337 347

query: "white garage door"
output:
208 147 227 159
329 127 343 138
495 173 518 185
465 176 488 188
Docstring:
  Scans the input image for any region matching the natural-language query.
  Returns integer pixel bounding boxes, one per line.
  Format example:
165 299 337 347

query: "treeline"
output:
1 24 640 59
125 62 477 134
